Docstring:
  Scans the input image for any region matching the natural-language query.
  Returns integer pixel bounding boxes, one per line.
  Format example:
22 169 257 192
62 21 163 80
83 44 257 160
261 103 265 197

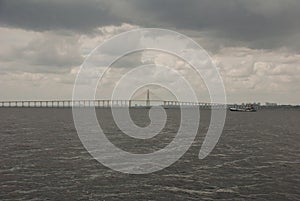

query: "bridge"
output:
0 90 227 109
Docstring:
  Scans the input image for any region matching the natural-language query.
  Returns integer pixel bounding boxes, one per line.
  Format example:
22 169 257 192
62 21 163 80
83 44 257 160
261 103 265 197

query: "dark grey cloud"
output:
0 0 121 32
1 0 300 50
126 0 300 50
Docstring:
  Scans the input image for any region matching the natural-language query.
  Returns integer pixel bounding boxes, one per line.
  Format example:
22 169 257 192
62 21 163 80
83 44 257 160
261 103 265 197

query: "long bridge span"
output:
0 99 227 109
0 90 227 109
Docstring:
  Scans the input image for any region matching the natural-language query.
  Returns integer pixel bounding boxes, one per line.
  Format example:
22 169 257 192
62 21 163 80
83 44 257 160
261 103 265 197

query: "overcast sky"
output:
0 0 299 104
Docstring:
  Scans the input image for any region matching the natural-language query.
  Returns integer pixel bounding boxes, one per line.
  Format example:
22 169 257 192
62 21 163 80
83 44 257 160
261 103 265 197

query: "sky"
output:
0 0 299 104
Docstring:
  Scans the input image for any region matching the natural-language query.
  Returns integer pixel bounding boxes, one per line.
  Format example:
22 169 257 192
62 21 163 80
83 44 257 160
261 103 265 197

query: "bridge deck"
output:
0 100 227 109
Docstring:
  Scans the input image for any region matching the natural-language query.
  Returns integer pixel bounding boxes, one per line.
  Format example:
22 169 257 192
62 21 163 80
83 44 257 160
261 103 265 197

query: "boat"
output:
229 105 257 112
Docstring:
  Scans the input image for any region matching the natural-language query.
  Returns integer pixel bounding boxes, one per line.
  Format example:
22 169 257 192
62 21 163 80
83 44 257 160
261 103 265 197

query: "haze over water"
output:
1 108 299 201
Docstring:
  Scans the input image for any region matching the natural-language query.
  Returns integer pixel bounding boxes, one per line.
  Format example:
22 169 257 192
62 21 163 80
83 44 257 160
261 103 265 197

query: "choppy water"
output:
0 108 299 201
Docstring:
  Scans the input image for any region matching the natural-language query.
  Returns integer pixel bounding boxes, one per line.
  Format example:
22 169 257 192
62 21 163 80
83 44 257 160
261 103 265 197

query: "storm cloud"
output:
0 0 121 32
1 0 300 50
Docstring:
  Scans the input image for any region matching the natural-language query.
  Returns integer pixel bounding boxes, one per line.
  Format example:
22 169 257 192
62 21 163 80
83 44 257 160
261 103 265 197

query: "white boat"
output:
230 105 256 112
